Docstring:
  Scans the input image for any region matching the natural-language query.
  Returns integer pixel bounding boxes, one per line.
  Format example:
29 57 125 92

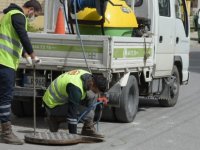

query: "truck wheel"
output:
159 66 180 107
115 75 139 123
11 100 25 117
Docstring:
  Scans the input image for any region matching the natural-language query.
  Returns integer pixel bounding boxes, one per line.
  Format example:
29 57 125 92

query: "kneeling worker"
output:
43 69 107 138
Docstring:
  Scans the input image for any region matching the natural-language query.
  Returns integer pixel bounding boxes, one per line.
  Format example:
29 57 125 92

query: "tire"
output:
115 75 139 123
159 66 180 107
11 100 25 117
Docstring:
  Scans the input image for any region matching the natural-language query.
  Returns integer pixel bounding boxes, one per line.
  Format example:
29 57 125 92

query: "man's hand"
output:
25 56 41 65
24 51 41 65
25 56 33 65
97 96 108 106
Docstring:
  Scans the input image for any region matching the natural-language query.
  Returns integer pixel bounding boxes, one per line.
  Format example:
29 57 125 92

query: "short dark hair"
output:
23 0 42 12
93 75 107 92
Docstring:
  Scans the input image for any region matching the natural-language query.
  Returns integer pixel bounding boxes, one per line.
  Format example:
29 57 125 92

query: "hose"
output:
73 0 92 73
59 0 91 72
77 101 104 131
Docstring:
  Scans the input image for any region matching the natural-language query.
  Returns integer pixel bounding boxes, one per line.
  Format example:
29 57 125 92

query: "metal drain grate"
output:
24 132 104 145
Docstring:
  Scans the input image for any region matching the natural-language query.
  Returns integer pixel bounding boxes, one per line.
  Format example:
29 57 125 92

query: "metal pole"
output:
33 65 36 135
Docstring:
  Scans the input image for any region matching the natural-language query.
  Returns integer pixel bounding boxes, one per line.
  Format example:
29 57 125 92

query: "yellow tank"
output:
77 0 138 36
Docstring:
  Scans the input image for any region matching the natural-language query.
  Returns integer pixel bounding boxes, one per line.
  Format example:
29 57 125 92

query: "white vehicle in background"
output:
12 0 189 123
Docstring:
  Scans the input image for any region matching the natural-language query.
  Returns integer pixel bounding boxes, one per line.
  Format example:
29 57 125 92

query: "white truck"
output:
12 0 189 123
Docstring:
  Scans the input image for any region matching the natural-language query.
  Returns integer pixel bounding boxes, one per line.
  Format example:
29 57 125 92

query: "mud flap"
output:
24 132 104 145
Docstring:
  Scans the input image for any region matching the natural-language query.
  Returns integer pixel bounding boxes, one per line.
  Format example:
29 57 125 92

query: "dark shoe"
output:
81 122 104 138
1 121 24 145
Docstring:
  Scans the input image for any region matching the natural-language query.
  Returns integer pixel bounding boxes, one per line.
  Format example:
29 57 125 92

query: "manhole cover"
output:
24 132 104 145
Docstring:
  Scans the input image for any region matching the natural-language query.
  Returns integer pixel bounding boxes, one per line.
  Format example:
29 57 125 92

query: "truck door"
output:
174 0 189 83
155 0 175 77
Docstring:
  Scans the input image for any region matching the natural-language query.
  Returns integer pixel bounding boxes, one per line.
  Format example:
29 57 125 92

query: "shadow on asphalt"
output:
11 98 163 128
138 98 160 112
11 115 68 134
11 115 48 129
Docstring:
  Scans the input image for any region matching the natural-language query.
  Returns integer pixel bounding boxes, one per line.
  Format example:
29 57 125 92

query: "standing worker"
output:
0 0 42 145
43 69 107 138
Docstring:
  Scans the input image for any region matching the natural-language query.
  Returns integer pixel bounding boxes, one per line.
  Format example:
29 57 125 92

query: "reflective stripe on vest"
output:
48 78 66 103
0 33 22 49
0 43 20 59
53 78 66 99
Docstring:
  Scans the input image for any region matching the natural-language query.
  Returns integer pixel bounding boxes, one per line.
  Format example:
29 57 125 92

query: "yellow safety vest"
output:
0 9 27 70
43 70 91 108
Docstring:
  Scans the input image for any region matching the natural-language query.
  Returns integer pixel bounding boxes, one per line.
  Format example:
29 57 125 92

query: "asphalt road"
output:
1 40 200 150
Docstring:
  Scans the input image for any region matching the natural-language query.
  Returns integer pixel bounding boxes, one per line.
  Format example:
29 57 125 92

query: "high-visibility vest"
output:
0 9 27 70
43 70 91 108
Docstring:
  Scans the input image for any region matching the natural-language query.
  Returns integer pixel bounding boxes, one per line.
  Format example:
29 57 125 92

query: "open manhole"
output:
24 132 104 145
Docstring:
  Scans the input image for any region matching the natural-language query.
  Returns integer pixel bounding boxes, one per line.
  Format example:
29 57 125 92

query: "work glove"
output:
25 56 42 65
97 96 108 106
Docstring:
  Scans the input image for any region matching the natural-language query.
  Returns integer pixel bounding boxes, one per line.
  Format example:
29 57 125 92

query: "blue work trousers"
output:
0 65 15 123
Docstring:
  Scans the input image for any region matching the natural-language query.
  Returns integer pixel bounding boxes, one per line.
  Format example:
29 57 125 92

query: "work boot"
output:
81 121 104 138
1 121 24 145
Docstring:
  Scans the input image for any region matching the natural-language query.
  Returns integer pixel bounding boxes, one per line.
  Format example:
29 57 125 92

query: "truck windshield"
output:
158 0 171 17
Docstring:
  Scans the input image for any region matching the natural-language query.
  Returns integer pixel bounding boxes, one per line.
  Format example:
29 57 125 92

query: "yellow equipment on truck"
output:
77 0 138 36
